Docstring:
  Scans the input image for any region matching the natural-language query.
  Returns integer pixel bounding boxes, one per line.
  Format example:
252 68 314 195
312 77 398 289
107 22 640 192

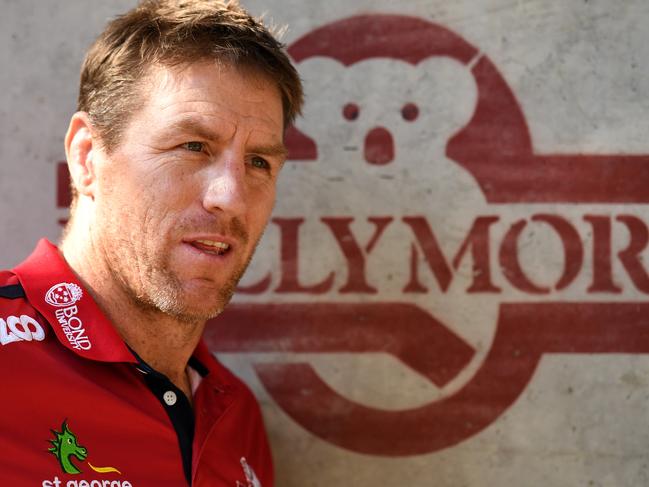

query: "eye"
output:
343 103 360 121
182 141 204 152
250 156 270 171
401 103 419 122
67 438 72 444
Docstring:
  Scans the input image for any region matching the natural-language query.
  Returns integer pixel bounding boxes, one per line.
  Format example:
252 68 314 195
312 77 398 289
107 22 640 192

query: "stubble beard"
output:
123 232 259 326
100 203 258 326
144 257 246 325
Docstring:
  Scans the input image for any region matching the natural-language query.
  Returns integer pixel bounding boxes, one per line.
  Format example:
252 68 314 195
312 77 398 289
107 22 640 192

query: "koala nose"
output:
364 127 394 165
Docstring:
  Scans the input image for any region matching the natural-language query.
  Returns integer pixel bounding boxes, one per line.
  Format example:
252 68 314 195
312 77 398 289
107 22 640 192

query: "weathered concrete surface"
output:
3 1 649 486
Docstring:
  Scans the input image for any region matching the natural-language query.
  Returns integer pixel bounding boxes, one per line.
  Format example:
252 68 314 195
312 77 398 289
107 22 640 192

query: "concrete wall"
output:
3 1 649 485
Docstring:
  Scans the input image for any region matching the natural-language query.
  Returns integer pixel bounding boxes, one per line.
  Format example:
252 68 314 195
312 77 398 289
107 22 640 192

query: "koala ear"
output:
415 57 478 137
298 57 345 99
294 57 346 132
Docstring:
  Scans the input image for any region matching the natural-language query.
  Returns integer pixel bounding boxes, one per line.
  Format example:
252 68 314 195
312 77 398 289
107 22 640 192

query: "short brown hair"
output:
78 0 303 152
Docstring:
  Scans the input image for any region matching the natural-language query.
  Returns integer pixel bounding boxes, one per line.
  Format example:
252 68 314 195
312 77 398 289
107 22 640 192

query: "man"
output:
0 1 302 486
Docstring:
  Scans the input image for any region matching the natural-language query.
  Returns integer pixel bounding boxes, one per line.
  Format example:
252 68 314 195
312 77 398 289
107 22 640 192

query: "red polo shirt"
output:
0 240 273 487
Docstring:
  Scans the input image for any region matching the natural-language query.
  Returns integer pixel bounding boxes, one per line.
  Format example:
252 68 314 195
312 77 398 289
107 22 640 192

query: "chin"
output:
156 284 235 324
172 306 224 325
143 261 243 322
157 298 227 324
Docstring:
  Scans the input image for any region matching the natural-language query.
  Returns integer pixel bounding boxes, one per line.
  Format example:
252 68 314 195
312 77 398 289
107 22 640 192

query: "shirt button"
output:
163 391 177 406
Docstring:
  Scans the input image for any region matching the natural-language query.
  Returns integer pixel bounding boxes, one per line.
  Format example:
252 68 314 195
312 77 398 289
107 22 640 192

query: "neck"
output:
60 219 202 398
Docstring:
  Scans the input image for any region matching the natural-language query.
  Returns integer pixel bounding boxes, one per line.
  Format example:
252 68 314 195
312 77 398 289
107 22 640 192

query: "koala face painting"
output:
255 56 501 398
293 57 484 215
299 58 476 159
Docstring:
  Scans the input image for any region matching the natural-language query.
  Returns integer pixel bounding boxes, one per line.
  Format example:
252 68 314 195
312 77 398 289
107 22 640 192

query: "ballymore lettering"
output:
239 211 649 298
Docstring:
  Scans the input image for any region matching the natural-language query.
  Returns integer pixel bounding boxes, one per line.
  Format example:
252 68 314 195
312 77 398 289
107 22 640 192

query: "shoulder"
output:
205 355 275 486
211 354 262 407
199 349 269 438
0 270 30 312
0 270 49 347
194 339 263 408
0 270 20 288
0 269 36 310
0 270 22 293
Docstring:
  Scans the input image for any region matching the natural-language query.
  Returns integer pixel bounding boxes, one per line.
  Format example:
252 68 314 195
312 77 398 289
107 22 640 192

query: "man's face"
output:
90 61 286 323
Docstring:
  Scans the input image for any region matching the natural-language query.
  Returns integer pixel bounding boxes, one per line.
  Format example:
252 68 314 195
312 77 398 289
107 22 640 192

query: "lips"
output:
187 238 232 256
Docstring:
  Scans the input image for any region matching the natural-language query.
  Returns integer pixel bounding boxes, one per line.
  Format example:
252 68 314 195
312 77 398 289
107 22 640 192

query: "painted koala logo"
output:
298 56 477 166
292 56 486 222
282 56 495 354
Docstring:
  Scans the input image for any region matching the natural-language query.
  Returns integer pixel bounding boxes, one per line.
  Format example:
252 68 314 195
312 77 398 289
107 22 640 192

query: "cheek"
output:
248 184 276 229
142 162 194 207
99 174 175 237
95 179 133 224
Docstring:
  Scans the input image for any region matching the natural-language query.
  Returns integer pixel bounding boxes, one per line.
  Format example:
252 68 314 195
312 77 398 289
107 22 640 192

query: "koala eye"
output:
401 103 419 122
343 103 360 121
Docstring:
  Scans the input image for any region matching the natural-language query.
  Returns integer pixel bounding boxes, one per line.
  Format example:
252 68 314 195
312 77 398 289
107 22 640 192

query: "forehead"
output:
137 61 284 138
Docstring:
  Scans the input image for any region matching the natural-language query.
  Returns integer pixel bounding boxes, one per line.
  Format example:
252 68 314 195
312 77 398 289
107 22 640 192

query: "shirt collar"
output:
13 239 231 391
13 239 136 364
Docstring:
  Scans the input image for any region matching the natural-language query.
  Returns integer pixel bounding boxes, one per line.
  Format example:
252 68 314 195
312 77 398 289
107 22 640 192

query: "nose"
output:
364 127 395 165
202 157 247 217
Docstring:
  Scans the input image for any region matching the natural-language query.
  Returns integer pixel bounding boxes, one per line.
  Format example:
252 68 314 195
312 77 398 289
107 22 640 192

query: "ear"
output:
64 112 98 200
415 57 478 137
298 57 345 100
294 57 346 135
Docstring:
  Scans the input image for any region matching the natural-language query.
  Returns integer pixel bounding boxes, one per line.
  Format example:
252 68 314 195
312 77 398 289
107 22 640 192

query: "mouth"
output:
187 238 232 256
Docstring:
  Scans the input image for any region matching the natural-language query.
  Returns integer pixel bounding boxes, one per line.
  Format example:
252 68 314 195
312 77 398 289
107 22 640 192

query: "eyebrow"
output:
165 117 289 159
165 117 221 142
248 142 289 159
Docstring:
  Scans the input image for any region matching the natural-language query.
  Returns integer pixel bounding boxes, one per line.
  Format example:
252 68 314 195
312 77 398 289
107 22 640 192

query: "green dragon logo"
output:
48 420 88 475
48 420 121 475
